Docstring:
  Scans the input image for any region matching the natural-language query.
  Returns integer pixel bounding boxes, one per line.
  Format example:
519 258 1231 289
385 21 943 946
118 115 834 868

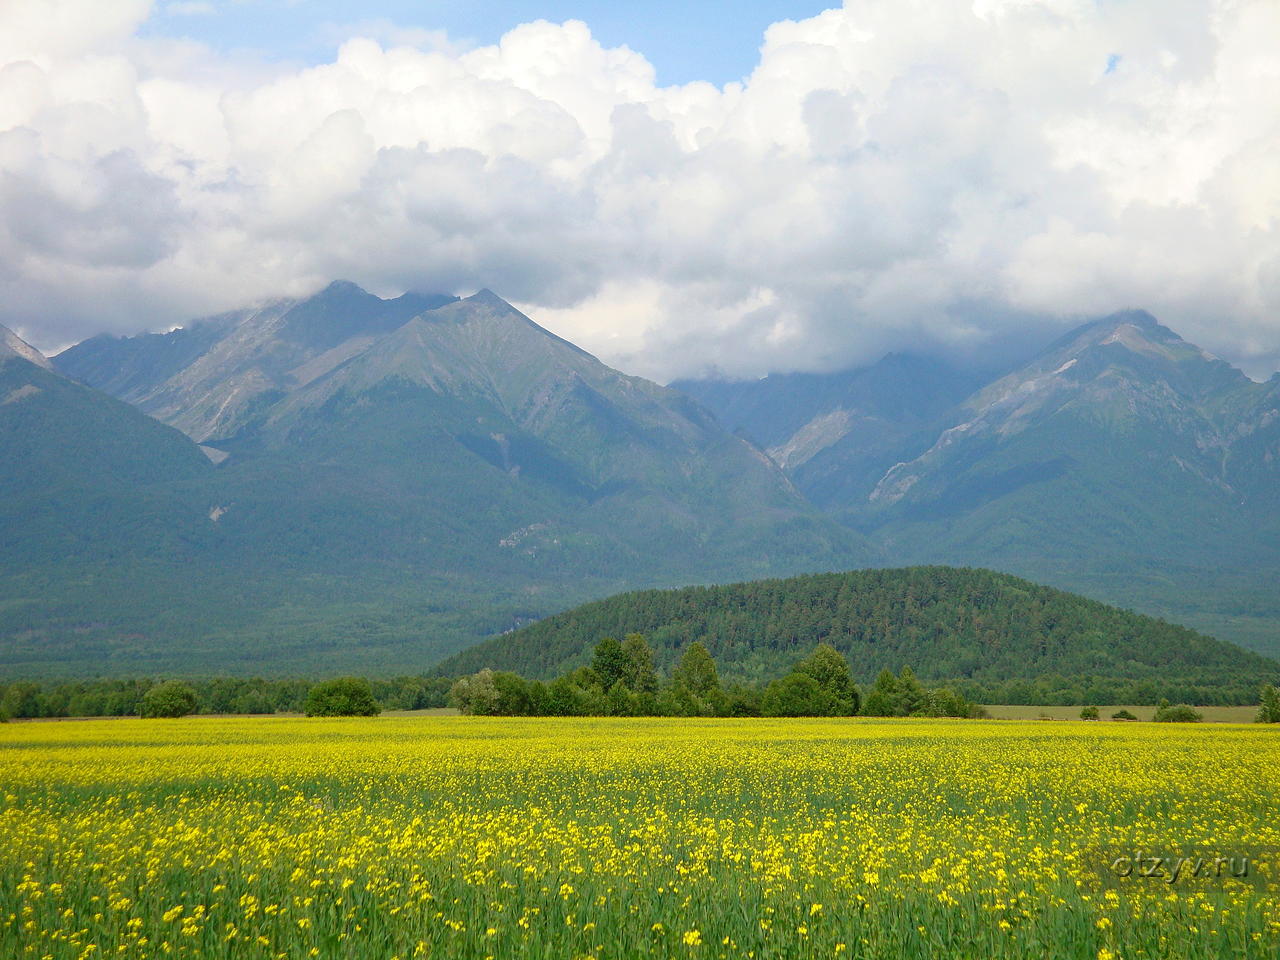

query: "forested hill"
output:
438 567 1279 689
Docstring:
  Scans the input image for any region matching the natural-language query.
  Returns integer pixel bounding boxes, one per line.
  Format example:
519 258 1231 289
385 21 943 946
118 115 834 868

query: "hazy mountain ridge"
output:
680 310 1280 654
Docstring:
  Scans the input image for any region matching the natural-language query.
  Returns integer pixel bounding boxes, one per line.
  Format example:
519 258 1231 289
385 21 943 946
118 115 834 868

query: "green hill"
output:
437 566 1279 699
0 353 214 563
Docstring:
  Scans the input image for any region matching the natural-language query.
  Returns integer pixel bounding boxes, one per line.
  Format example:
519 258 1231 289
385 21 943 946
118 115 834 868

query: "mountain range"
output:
3 284 862 675
1 284 1277 677
676 311 1280 657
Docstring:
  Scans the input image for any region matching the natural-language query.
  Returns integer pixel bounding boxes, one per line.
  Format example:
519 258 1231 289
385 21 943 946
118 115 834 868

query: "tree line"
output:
949 675 1261 707
0 674 449 720
449 635 986 718
5 666 1279 722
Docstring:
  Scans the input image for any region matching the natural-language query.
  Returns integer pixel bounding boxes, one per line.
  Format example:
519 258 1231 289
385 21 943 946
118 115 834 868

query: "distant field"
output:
983 704 1260 722
2 717 1278 959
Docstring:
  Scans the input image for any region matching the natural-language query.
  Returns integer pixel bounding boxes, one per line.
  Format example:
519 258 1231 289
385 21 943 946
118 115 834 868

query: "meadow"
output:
1 717 1277 959
980 704 1261 722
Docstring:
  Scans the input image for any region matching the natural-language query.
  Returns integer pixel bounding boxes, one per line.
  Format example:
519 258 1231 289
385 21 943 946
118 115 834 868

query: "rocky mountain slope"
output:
56 281 458 443
675 354 982 508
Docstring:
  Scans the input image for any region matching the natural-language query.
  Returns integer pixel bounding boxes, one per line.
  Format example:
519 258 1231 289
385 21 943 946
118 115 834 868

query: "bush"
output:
304 677 380 717
1110 709 1138 721
1153 700 1202 723
922 687 983 719
1079 706 1100 720
139 681 198 719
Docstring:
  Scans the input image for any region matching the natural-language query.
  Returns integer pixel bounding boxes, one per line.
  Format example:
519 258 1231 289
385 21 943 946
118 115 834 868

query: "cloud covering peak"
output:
1 0 1277 380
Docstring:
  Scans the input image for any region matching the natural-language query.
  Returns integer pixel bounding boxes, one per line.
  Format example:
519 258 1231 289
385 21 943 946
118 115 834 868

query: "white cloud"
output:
0 0 152 63
0 0 1276 380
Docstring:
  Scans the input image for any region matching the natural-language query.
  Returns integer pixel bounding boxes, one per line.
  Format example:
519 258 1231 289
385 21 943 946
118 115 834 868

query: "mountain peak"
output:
278 281 458 353
0 324 52 370
1033 309 1243 387
1068 309 1176 350
320 279 367 296
1104 308 1159 329
463 288 513 310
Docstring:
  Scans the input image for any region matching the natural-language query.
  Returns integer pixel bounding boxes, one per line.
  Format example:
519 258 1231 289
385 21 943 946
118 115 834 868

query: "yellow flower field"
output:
1 717 1278 958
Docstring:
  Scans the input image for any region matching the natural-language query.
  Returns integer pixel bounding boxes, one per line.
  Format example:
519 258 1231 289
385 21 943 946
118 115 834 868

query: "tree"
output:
546 674 587 716
862 669 899 716
672 642 720 698
724 683 762 717
656 681 707 717
527 680 552 716
234 691 274 715
794 643 859 714
621 633 659 693
1259 685 1280 723
605 681 633 716
450 669 500 715
591 637 628 691
897 666 925 716
492 672 533 715
1080 705 1100 720
761 673 829 716
305 677 380 717
1 682 44 719
139 681 198 719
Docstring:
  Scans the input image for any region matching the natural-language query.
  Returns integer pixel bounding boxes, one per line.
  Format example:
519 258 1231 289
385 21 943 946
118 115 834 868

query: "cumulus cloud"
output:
0 0 1277 379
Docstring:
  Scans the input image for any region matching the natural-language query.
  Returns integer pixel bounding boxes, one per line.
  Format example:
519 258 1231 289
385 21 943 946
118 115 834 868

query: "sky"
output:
137 1 824 88
1 0 1278 382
